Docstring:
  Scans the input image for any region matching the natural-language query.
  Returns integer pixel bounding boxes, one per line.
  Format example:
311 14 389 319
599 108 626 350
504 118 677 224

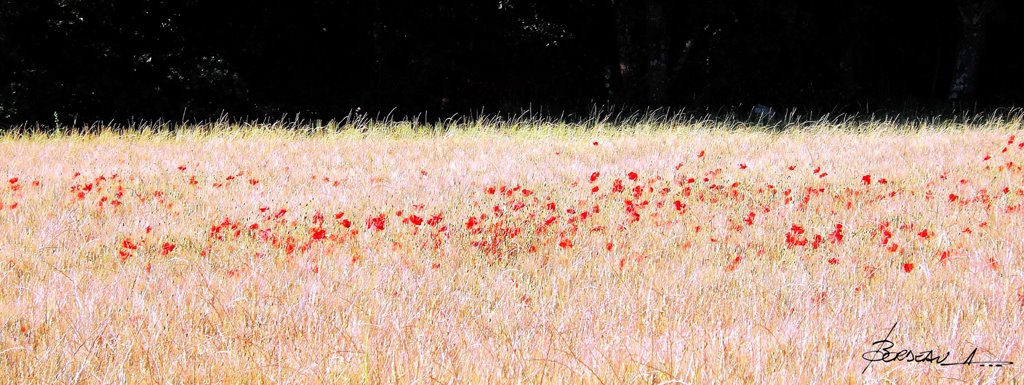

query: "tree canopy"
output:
2 0 1021 124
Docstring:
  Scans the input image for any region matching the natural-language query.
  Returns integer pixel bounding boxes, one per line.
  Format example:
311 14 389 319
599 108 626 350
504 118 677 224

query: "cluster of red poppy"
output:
6 134 1020 286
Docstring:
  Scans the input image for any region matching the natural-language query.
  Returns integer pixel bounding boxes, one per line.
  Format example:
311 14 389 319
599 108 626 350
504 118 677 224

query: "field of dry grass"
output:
1 119 1023 384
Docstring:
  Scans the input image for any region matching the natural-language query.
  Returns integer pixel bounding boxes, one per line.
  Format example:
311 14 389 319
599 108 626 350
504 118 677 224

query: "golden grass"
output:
1 119 1023 384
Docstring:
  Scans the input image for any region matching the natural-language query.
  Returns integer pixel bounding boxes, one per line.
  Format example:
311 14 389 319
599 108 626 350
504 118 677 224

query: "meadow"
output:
1 118 1022 384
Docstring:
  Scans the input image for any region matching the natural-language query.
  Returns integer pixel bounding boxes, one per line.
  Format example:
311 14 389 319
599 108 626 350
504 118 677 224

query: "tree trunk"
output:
371 3 387 91
612 0 641 104
644 0 668 106
948 0 993 104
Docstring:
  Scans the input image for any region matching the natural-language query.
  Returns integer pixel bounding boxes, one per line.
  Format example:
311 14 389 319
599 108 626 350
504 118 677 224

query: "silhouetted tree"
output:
2 0 1023 125
948 0 998 104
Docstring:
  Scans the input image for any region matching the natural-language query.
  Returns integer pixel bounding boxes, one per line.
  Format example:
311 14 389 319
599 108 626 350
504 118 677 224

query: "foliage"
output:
2 0 1023 124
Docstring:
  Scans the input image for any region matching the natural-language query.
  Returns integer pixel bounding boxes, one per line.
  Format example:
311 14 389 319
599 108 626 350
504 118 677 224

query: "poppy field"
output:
1 120 1023 384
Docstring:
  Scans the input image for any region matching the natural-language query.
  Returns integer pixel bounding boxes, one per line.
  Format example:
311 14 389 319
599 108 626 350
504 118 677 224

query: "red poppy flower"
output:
366 214 386 231
543 216 557 226
407 215 423 226
558 238 573 249
743 212 755 225
311 228 326 240
612 179 624 193
160 242 176 256
828 224 844 243
122 238 138 250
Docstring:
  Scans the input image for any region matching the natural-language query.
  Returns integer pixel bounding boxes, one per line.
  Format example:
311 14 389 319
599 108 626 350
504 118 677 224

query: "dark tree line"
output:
1 0 1022 124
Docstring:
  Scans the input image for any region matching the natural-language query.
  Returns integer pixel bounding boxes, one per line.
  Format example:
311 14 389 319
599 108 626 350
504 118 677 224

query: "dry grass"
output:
1 119 1023 384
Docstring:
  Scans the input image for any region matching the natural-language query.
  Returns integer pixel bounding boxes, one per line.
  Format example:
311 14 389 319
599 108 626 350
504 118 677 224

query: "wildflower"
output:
743 212 755 226
311 228 326 240
828 224 844 244
122 238 138 250
366 213 386 231
160 242 175 256
611 179 624 193
558 238 573 249
407 215 423 226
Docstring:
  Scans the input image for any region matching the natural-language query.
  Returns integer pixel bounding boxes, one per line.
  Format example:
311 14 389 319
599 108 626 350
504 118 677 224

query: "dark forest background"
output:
1 0 1022 125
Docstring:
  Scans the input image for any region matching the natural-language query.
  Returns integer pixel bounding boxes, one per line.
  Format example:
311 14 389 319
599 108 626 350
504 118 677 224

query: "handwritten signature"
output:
862 323 1013 374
